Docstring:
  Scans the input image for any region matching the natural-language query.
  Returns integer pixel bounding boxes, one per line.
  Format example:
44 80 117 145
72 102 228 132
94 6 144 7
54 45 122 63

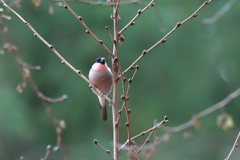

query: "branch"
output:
160 87 240 133
38 93 68 103
115 60 132 146
17 59 41 71
1 0 112 104
41 145 51 160
225 131 240 160
119 116 168 151
118 0 155 35
0 11 69 160
105 26 114 42
202 0 236 24
94 139 114 160
50 0 148 6
116 65 140 147
120 0 213 78
61 0 113 57
117 65 139 122
136 87 240 158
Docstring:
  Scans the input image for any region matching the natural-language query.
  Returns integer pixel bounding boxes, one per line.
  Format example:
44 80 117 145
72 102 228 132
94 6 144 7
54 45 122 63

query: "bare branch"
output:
116 64 139 148
160 87 240 133
94 139 114 160
38 93 68 103
0 12 69 160
136 129 153 154
120 0 213 78
119 116 168 151
202 0 236 24
115 60 132 146
17 60 41 71
1 0 112 104
1 14 11 20
118 0 155 35
139 87 240 157
117 65 139 124
61 0 113 57
105 26 114 42
225 131 240 160
42 145 51 160
50 0 148 6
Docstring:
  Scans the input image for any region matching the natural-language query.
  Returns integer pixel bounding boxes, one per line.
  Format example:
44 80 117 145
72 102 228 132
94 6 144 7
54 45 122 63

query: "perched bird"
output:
89 57 113 121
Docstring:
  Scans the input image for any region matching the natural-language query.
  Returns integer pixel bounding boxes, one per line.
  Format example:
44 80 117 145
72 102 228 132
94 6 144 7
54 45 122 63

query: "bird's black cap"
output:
93 57 105 65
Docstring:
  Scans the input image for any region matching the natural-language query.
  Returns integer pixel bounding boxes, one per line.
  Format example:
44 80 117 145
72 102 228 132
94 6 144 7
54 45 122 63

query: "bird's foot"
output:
91 84 97 90
101 92 106 97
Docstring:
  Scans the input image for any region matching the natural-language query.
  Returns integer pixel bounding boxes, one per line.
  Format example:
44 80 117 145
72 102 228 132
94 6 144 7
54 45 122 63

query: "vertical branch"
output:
112 1 121 160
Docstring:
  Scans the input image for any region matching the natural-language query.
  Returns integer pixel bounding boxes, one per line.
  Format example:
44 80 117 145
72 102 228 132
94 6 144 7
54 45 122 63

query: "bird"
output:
89 57 113 121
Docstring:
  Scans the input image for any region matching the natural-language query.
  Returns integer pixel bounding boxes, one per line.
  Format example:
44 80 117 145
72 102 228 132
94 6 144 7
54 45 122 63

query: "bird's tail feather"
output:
98 96 107 121
101 104 107 121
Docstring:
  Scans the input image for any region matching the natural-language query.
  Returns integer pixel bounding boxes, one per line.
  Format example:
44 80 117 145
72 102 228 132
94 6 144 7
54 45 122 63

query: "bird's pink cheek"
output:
92 63 107 71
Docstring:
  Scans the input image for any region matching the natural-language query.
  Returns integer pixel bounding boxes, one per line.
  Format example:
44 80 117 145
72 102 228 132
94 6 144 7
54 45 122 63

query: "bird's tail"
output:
101 103 107 121
98 96 107 121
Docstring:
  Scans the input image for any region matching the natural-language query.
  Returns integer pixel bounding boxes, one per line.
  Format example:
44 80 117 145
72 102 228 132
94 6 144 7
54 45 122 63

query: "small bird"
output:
89 57 113 121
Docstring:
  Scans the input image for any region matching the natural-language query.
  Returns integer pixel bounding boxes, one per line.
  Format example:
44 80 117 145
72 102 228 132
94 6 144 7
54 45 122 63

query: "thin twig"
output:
115 66 139 150
202 0 236 24
116 65 139 124
142 87 240 157
61 0 113 57
160 87 240 133
38 93 68 103
27 78 64 150
136 128 153 153
94 140 114 160
1 14 11 20
119 116 167 151
115 60 132 146
1 0 112 104
17 59 41 71
120 0 213 78
225 131 240 160
118 0 155 35
120 133 170 152
117 65 139 148
105 26 114 42
0 12 69 160
50 0 147 6
117 65 139 122
42 145 51 160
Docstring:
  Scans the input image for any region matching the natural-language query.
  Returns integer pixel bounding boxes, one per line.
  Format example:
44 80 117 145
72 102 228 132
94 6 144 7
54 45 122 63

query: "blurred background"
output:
0 0 240 159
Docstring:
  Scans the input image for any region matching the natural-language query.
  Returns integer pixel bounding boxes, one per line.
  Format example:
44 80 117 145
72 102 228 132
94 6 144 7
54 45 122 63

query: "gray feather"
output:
101 103 107 121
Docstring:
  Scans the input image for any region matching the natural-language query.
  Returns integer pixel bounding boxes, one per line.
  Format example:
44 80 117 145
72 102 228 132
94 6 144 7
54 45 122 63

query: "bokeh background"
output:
0 0 240 159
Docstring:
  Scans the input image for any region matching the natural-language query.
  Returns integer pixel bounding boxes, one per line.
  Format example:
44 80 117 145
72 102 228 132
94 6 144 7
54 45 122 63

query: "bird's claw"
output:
92 85 97 90
101 92 106 97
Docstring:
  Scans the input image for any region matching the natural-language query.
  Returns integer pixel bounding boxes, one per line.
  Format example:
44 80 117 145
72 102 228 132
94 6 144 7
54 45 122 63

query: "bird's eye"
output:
100 58 105 64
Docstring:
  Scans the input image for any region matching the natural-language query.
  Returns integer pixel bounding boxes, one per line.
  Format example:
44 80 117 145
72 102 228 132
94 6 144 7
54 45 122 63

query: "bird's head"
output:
92 57 108 71
93 57 105 65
